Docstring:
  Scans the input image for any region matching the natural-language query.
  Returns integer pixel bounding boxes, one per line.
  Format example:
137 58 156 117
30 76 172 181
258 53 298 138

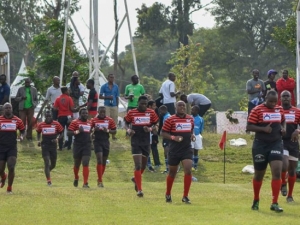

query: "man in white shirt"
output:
159 73 180 115
44 76 62 120
180 93 211 117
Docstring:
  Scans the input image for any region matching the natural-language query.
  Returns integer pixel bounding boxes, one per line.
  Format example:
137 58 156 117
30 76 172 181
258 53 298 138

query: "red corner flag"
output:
219 131 227 150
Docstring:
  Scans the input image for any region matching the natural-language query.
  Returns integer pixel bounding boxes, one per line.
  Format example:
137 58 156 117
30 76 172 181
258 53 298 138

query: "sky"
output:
72 0 215 54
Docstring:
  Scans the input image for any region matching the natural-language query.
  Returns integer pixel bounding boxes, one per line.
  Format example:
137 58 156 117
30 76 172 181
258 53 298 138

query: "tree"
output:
171 0 202 46
136 1 211 46
136 3 172 46
29 19 88 90
43 0 80 20
272 0 298 55
209 0 295 81
0 0 44 76
167 38 210 94
0 0 79 81
113 0 119 76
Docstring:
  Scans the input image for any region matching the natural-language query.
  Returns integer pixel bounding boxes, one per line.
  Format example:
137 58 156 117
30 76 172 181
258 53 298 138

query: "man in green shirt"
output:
15 78 38 141
125 75 145 111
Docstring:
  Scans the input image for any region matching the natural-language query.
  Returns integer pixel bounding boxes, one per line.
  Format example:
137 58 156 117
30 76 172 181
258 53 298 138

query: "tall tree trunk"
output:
113 0 119 76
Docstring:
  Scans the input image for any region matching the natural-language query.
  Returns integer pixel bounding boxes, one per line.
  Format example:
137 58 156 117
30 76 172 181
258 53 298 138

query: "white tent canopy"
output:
0 33 9 54
10 59 27 98
0 32 10 84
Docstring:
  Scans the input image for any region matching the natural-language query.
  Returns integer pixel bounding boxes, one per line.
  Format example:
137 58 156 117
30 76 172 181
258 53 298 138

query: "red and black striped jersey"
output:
0 115 25 148
282 106 300 140
36 121 64 144
124 108 159 145
248 104 284 142
162 114 194 153
88 88 98 116
68 119 92 144
91 116 116 141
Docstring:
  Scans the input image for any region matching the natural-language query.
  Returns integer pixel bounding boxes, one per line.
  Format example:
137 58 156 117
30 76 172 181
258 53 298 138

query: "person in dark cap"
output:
262 69 277 99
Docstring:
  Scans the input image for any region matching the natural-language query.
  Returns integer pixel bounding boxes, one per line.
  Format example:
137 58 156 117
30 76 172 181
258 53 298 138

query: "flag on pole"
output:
219 131 227 150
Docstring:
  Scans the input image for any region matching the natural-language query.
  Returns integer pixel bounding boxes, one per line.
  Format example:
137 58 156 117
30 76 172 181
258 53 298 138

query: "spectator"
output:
159 73 180 115
79 79 98 119
53 86 75 150
147 100 161 171
15 78 38 141
158 105 171 174
0 74 10 105
180 93 211 117
190 105 204 171
263 69 277 99
99 73 119 140
66 71 85 119
43 76 61 120
124 75 145 111
246 69 265 117
69 76 83 119
276 70 296 106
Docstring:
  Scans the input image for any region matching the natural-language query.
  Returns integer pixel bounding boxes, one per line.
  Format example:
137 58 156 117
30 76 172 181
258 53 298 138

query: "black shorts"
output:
41 144 57 159
168 149 193 166
283 139 299 159
0 146 17 160
131 145 150 157
252 139 283 171
93 141 110 157
73 143 91 159
162 139 169 148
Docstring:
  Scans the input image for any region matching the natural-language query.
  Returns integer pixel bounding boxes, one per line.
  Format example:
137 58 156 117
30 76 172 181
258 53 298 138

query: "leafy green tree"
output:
209 0 295 81
140 76 161 98
136 3 172 46
167 38 211 94
136 1 209 46
272 0 298 55
29 19 88 91
0 0 79 80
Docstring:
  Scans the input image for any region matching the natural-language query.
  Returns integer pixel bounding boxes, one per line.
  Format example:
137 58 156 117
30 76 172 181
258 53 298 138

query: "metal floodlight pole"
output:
297 2 300 105
93 0 100 92
59 0 71 86
89 0 93 77
124 0 139 76
99 14 127 67
69 17 94 65
7 53 10 85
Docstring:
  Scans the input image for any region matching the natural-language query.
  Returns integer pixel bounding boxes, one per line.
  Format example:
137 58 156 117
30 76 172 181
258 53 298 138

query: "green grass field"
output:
1 132 300 225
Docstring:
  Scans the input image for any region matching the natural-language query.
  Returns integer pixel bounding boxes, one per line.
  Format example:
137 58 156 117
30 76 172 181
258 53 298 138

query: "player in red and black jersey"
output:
0 103 25 193
280 90 300 202
161 101 195 204
79 79 98 119
124 95 159 197
91 106 117 187
36 110 64 186
67 108 92 188
247 90 286 212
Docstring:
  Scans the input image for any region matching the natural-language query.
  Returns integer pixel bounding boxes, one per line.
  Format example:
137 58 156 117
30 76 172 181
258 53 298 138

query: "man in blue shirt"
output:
191 105 204 171
159 105 171 174
0 74 10 105
99 74 120 140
